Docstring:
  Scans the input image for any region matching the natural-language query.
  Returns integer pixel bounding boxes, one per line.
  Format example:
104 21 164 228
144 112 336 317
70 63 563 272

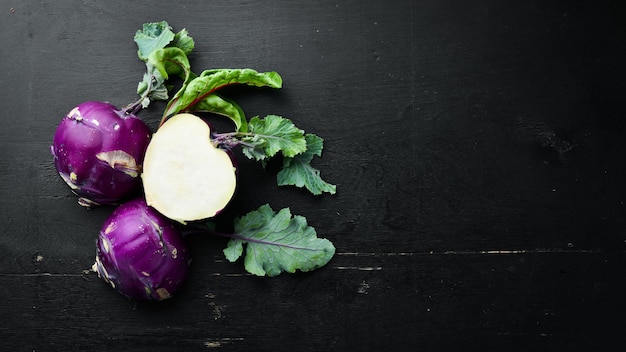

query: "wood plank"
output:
2 249 624 350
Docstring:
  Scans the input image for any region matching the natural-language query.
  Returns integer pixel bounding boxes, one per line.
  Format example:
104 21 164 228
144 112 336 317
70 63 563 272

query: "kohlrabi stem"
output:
210 132 260 151
122 75 155 115
123 98 144 116
215 131 290 141
159 104 177 128
211 131 288 150
214 131 250 137
182 228 319 251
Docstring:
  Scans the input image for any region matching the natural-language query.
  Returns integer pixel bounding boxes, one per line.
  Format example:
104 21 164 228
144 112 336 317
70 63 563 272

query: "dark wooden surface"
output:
2 0 626 351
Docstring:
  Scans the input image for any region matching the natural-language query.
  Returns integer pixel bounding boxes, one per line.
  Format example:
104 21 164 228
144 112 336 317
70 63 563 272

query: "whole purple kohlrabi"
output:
51 101 152 207
93 198 191 301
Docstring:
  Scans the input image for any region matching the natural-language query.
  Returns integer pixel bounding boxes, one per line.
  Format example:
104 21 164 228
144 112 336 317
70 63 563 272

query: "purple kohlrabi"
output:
51 101 152 207
93 198 191 301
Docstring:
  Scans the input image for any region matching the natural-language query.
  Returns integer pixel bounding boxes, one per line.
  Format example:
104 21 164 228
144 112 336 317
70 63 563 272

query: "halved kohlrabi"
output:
142 113 237 224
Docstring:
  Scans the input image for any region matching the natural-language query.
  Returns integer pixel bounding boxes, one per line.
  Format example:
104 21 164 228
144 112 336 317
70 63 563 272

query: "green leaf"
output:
157 68 281 126
223 241 244 263
200 69 283 88
167 68 282 115
145 47 198 124
192 94 248 132
136 65 169 107
223 204 335 277
134 21 176 61
147 47 191 80
131 22 197 112
277 134 337 195
171 28 195 55
240 115 306 161
134 46 193 111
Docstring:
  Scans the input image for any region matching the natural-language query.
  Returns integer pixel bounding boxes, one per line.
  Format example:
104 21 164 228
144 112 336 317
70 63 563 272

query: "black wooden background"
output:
1 0 625 351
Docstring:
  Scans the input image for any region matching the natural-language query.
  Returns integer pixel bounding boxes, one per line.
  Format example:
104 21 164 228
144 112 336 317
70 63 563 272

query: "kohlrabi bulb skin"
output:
93 198 191 301
51 101 152 206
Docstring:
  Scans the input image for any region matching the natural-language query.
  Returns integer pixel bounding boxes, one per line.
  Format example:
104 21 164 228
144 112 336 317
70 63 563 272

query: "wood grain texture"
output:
1 0 626 351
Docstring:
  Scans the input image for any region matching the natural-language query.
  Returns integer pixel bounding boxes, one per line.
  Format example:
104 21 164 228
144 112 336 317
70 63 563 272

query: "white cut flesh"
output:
142 113 237 223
